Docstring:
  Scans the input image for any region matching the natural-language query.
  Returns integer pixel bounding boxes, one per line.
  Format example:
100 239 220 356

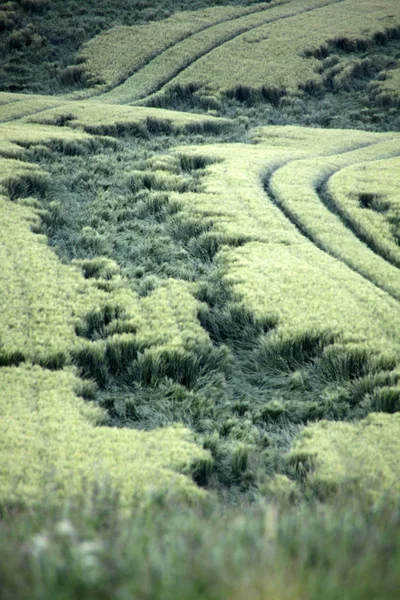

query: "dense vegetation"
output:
1 0 399 598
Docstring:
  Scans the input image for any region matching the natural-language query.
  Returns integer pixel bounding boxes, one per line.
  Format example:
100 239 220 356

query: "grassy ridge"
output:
24 100 231 135
0 94 67 122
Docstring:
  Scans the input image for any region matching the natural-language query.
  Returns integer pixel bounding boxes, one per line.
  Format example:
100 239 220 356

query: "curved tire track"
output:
263 158 400 303
317 172 400 270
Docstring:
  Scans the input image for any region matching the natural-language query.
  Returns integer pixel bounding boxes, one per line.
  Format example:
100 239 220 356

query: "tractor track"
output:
263 153 400 304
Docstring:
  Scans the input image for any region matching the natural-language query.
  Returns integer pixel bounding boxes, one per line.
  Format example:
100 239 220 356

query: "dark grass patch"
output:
178 153 219 172
226 84 287 106
198 302 277 348
4 171 48 200
358 192 390 212
75 304 133 341
0 350 26 368
256 331 336 374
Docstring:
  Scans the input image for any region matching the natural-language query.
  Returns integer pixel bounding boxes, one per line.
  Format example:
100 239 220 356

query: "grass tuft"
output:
5 171 48 200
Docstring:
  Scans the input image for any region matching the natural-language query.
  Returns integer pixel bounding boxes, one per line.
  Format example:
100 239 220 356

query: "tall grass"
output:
2 495 400 600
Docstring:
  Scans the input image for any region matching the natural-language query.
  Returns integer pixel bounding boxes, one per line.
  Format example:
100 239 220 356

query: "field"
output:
0 0 400 598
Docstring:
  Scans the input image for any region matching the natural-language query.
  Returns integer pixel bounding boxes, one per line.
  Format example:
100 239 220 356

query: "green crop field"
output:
0 0 400 598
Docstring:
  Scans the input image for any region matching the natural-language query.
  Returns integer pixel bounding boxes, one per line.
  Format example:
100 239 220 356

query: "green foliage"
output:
1 1 400 595
2 497 400 600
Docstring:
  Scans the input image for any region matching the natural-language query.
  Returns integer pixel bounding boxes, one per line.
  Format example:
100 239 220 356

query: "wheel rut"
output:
317 169 400 271
263 155 400 303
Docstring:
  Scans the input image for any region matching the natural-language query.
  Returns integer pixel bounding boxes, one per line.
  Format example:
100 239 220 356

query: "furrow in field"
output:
267 141 400 301
100 0 342 104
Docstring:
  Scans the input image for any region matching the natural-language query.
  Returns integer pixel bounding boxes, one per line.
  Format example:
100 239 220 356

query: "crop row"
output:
269 138 400 299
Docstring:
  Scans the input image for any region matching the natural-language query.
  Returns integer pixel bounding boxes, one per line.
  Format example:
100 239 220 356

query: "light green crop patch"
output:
327 157 400 268
79 2 276 92
0 364 207 510
0 94 68 123
168 126 400 361
220 240 400 358
289 412 400 506
0 194 108 368
138 280 210 351
146 0 400 103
